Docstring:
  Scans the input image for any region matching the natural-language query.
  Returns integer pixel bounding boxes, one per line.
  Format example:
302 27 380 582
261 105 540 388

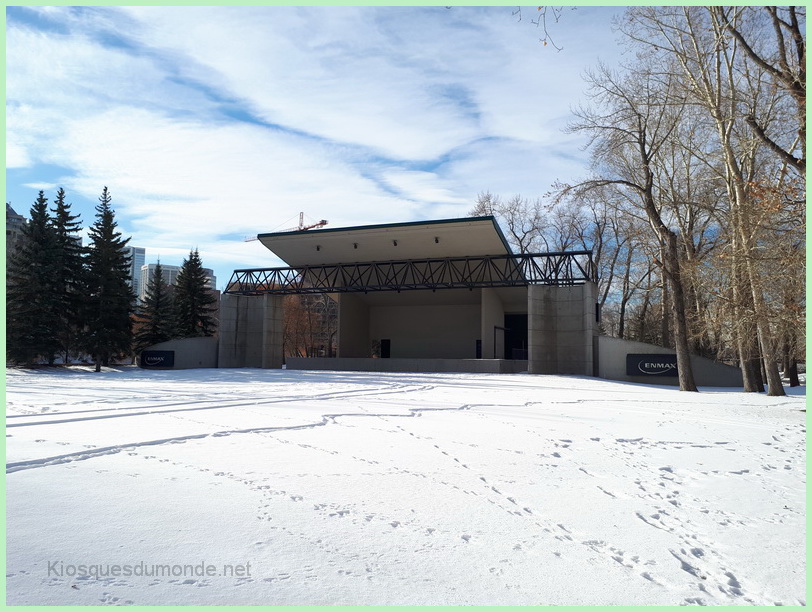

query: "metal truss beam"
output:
225 251 595 296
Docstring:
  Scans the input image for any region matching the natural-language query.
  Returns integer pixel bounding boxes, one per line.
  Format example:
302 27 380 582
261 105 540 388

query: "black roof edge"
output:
256 215 515 255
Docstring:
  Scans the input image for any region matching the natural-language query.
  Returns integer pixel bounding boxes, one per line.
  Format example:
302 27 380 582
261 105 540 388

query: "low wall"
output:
597 336 743 387
138 337 219 369
286 357 527 374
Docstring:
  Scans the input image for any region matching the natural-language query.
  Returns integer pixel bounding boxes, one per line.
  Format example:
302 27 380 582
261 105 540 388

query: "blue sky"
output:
6 6 625 288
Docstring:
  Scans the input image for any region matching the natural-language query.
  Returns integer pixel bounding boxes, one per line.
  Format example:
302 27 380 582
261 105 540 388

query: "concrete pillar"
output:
261 294 285 369
527 285 558 374
480 288 505 359
337 293 370 358
218 293 284 368
528 282 597 376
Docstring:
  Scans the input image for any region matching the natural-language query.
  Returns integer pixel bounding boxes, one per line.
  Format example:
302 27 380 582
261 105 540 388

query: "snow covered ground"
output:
5 366 806 606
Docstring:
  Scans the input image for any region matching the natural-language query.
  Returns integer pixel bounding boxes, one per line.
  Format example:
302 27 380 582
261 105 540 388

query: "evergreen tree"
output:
134 261 176 352
50 188 86 363
6 191 62 364
83 187 135 372
174 249 217 337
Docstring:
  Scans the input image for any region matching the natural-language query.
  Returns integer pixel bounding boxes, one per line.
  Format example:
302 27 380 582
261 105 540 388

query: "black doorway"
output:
504 314 528 360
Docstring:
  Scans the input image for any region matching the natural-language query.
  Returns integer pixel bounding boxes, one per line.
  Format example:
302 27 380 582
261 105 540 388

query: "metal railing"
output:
225 251 595 296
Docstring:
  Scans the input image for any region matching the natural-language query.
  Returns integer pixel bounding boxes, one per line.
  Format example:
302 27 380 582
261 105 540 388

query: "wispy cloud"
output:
6 6 623 287
21 182 59 191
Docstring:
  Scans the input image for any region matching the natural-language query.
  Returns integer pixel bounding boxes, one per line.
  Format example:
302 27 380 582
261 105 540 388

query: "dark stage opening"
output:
504 314 528 360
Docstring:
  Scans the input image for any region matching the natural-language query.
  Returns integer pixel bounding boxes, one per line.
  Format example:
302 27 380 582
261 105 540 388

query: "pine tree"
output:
83 187 135 372
6 191 62 364
134 261 176 352
50 188 86 363
174 249 217 337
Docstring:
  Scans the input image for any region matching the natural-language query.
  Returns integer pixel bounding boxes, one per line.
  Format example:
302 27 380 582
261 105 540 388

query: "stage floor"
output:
285 357 528 374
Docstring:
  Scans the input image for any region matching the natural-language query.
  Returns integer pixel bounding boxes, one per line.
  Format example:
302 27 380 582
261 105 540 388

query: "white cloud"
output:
57 107 423 237
380 170 468 205
21 182 58 191
5 6 624 286
110 6 488 161
6 140 31 169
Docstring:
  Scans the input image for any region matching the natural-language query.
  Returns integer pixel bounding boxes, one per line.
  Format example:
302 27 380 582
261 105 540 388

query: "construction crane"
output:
288 212 328 232
244 213 328 242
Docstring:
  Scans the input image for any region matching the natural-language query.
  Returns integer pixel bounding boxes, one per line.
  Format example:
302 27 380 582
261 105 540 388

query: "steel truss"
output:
225 251 595 296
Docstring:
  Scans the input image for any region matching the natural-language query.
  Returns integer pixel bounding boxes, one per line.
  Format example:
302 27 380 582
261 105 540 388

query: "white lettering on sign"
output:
638 361 677 375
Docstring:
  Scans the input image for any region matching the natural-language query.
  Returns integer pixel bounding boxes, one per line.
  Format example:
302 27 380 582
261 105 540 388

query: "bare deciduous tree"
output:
560 63 699 391
621 6 788 395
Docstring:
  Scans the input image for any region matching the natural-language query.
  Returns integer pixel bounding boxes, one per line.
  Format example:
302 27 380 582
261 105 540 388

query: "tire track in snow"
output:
5 383 434 428
7 394 478 474
6 418 331 473
5 384 409 419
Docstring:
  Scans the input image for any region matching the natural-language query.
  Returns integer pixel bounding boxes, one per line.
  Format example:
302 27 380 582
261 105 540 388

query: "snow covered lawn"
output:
5 366 806 606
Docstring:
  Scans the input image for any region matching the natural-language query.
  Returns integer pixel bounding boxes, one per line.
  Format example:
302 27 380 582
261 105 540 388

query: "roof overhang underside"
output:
257 216 513 267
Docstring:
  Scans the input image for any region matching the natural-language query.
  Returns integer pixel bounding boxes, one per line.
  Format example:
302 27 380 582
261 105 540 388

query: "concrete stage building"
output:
219 216 602 376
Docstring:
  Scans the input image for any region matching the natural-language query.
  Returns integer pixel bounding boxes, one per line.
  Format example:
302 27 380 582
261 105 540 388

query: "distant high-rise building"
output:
139 263 216 303
6 203 27 255
125 247 146 300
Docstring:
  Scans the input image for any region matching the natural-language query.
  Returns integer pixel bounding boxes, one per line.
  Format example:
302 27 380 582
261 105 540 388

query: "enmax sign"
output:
626 353 678 377
139 350 175 368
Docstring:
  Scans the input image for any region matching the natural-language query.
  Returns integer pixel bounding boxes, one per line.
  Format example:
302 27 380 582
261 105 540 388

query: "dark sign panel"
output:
626 353 678 377
140 350 175 368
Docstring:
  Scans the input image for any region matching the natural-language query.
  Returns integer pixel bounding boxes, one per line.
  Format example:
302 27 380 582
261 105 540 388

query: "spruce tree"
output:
6 191 62 364
50 188 86 363
174 249 217 337
83 187 135 371
134 261 176 352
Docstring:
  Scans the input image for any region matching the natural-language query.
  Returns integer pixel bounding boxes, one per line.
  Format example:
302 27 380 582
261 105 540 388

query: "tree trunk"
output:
741 239 785 396
781 336 800 386
731 235 764 392
637 274 652 343
742 358 763 391
660 271 670 347
788 359 800 387
663 235 698 392
618 246 633 340
741 330 765 393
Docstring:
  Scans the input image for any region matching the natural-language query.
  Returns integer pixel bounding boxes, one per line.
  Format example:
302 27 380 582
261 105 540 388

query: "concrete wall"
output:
287 357 527 374
218 293 284 368
528 283 597 376
337 293 370 358
139 337 219 369
480 288 505 359
369 304 479 359
597 336 743 387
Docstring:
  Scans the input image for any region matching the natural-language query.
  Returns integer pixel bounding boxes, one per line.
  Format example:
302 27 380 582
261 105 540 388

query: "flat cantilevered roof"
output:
257 216 513 266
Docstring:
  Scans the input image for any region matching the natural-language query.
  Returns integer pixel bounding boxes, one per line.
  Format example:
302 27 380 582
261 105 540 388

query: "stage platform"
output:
285 357 528 374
